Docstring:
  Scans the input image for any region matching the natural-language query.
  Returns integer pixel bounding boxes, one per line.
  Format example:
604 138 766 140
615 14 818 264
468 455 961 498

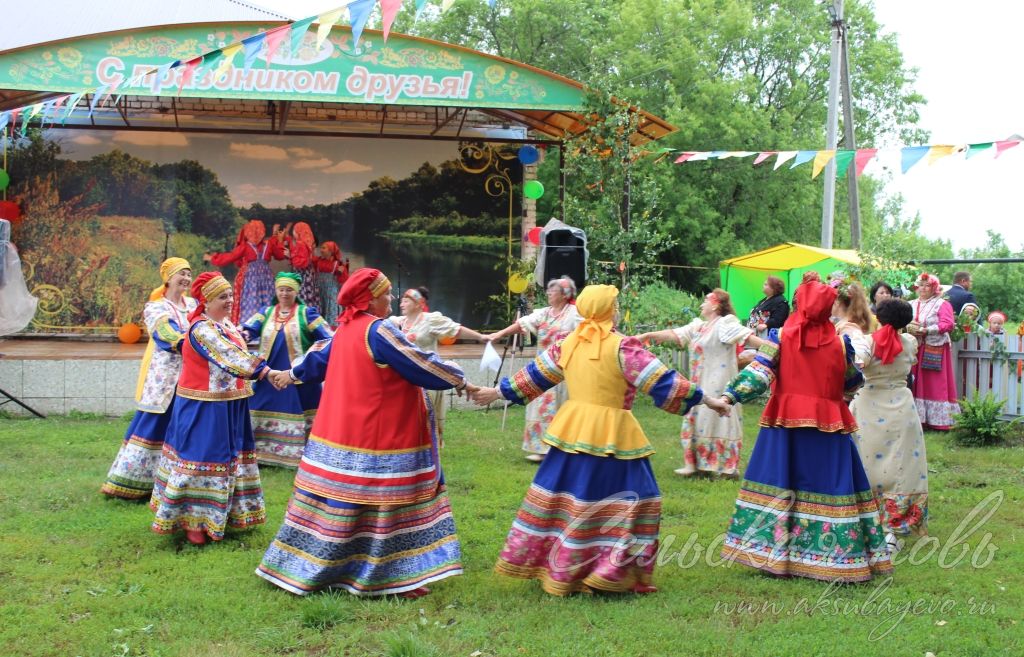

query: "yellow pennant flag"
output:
316 6 347 49
811 150 836 179
214 43 242 80
441 0 457 11
927 145 956 165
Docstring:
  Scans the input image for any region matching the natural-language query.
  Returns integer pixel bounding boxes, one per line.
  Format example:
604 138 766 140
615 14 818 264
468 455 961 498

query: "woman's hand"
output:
703 396 732 417
470 387 501 406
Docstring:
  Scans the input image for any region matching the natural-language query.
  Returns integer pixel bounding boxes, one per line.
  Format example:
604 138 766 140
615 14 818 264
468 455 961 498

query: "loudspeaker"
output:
539 227 586 291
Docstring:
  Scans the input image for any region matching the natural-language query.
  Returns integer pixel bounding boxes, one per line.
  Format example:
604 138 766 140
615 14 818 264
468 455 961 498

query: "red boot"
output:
186 529 207 545
398 587 431 599
633 583 658 594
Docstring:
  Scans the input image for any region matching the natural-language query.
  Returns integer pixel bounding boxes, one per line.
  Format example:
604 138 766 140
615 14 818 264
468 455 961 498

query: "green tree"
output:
959 232 1024 320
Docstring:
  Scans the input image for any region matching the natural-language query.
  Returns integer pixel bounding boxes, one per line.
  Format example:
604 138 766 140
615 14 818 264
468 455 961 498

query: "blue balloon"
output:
518 145 540 165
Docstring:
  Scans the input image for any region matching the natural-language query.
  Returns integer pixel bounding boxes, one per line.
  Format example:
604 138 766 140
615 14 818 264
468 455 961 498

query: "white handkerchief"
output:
480 341 503 373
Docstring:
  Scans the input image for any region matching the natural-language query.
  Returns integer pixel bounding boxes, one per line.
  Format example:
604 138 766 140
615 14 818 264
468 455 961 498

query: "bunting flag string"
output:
660 138 1023 179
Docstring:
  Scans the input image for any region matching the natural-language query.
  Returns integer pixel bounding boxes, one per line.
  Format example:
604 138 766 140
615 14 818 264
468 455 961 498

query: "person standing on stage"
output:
150 272 272 545
284 222 320 308
257 268 472 597
241 272 333 468
204 219 288 325
101 257 196 499
313 240 349 325
486 277 582 462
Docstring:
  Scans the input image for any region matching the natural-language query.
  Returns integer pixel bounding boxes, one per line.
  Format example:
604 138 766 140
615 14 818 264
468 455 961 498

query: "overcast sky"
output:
253 0 1022 251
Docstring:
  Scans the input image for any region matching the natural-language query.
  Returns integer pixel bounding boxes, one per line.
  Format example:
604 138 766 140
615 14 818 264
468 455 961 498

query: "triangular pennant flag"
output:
0 112 9 135
178 57 202 93
37 100 55 127
289 16 314 56
927 145 955 165
753 152 775 166
23 103 44 124
88 85 110 117
242 33 266 75
441 0 456 11
348 0 375 49
488 0 497 6
706 150 727 159
151 61 175 91
722 151 756 159
811 150 836 179
63 93 85 122
854 148 877 176
674 152 696 164
380 0 403 42
415 0 429 17
774 151 797 169
994 140 1021 158
789 150 816 169
900 146 930 173
203 49 225 78
316 7 345 50
686 152 712 162
966 142 993 159
263 25 290 67
834 150 856 178
213 43 242 81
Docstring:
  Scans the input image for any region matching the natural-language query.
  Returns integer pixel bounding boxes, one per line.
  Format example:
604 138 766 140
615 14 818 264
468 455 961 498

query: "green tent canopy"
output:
719 242 861 319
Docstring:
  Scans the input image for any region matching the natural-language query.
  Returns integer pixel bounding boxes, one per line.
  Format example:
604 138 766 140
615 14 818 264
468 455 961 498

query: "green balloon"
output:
0 169 8 191
523 180 544 199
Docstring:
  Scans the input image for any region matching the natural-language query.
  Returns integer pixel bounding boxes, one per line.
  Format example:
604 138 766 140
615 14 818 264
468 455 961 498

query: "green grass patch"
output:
0 402 1021 656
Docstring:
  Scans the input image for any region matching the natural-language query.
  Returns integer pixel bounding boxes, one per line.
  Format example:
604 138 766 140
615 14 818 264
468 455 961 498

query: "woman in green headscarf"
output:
241 272 334 467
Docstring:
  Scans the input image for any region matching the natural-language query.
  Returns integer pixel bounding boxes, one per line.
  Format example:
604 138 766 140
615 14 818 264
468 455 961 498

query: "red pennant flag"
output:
995 140 1021 158
854 148 878 176
753 152 775 166
178 57 202 94
674 152 696 164
381 0 403 42
264 25 291 67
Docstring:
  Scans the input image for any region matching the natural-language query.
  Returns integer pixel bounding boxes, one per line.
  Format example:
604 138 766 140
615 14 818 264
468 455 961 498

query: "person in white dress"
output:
387 286 489 438
488 277 582 462
850 299 928 550
638 289 765 477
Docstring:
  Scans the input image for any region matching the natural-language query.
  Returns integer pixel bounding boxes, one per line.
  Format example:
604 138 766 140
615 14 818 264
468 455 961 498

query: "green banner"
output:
0 24 586 110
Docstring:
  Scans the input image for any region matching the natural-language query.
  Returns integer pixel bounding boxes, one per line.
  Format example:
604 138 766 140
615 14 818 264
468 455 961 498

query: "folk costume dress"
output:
494 285 706 596
673 315 753 476
720 281 893 582
851 331 929 536
387 309 462 436
149 274 270 541
516 303 581 456
210 220 286 325
257 268 468 597
242 296 333 468
313 241 349 326
102 259 197 499
287 223 319 308
908 294 960 430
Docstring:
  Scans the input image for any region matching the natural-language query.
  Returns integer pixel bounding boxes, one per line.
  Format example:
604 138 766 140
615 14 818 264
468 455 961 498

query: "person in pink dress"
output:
907 273 960 430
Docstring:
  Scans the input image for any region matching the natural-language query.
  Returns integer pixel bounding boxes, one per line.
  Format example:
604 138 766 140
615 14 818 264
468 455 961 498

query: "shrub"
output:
952 393 1013 446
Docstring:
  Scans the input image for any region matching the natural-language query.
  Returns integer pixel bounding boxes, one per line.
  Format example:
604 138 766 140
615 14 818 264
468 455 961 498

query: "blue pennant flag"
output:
242 33 266 75
789 150 817 169
900 146 930 174
348 0 375 50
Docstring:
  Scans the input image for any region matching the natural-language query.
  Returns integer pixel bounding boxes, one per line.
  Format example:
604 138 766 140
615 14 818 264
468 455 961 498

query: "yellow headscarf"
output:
148 257 191 301
557 284 618 368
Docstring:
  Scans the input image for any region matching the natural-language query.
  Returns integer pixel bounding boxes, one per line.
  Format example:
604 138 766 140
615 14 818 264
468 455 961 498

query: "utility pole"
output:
820 0 843 249
839 11 861 248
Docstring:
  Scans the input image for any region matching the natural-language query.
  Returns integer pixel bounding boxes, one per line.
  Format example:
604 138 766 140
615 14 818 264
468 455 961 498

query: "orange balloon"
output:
117 323 143 344
438 335 457 346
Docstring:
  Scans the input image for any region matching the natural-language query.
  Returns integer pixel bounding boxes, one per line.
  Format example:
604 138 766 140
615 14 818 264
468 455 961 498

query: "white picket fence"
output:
955 332 1024 417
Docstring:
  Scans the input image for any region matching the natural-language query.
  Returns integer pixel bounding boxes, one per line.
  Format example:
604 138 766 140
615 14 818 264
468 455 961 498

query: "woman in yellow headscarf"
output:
472 285 731 595
101 257 197 499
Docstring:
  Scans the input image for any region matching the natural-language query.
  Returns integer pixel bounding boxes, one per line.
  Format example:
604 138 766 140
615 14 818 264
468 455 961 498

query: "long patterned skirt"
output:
316 271 340 326
150 397 266 541
100 407 173 499
722 427 893 582
679 405 743 476
522 383 568 455
239 260 275 327
495 449 661 595
250 373 320 468
296 264 318 311
911 343 960 430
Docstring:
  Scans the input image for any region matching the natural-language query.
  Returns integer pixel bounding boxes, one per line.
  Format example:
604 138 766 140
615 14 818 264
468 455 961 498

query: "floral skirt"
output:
495 449 660 595
239 260 275 328
101 407 172 499
722 427 893 582
679 404 743 476
522 383 567 454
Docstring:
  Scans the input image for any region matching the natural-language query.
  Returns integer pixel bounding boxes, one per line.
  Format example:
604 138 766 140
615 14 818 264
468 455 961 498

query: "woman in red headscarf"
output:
203 220 288 325
907 272 960 430
284 222 319 309
313 240 349 325
257 268 471 597
850 299 928 546
149 272 273 545
715 278 893 582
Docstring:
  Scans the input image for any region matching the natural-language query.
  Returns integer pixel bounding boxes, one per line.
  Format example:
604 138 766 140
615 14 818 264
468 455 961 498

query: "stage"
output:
0 338 536 417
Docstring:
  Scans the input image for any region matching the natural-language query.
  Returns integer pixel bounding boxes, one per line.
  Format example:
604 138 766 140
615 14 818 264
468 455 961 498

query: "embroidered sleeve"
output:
190 321 267 379
291 338 331 384
144 302 187 353
425 312 461 339
842 334 864 393
718 314 755 345
517 307 548 336
304 306 334 340
241 307 268 343
619 336 703 414
724 336 779 404
672 318 702 348
370 320 465 389
499 342 565 405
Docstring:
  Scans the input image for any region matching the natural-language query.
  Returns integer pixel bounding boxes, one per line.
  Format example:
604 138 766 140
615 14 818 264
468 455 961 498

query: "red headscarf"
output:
241 219 266 245
293 222 315 249
189 271 231 322
872 325 903 365
320 240 341 261
337 268 391 324
783 280 838 349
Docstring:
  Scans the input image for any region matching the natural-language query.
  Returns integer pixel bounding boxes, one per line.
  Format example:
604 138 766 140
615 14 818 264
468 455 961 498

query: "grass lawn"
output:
1 401 1021 657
